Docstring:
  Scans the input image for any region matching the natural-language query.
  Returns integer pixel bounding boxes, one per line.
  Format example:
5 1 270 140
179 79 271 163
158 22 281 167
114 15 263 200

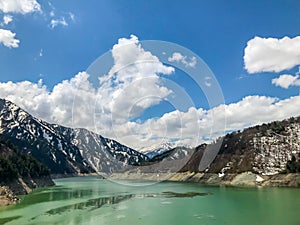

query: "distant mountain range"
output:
0 99 149 174
142 142 177 159
142 142 192 159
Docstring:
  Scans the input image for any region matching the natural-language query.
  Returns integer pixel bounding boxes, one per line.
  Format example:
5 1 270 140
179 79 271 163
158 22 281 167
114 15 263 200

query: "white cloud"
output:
95 95 300 149
0 35 175 146
208 96 288 132
272 74 300 89
50 17 68 28
0 72 96 128
0 1 41 49
0 0 41 14
0 28 19 48
272 67 300 89
1 35 300 150
2 15 13 25
98 34 174 121
244 36 300 73
1 75 300 149
168 52 197 68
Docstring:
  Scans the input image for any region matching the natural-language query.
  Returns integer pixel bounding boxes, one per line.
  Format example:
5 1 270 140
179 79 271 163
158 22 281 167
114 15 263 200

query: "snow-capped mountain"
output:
142 142 193 160
141 142 176 159
0 99 149 174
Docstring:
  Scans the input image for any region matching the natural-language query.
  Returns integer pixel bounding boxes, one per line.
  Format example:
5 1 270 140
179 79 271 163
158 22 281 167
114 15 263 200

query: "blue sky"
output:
0 0 300 149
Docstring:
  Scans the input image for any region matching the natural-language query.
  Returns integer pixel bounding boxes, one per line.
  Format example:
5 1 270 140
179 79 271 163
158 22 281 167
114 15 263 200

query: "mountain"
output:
142 142 176 159
109 116 300 187
0 99 149 175
0 135 50 182
125 116 300 177
0 135 54 206
142 142 193 161
180 116 300 175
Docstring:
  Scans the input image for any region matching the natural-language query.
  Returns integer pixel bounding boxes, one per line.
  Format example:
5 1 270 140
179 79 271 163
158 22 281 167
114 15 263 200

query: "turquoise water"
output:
0 177 300 225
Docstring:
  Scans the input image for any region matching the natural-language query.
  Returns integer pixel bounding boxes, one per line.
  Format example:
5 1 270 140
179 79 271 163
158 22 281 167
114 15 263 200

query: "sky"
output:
0 0 300 150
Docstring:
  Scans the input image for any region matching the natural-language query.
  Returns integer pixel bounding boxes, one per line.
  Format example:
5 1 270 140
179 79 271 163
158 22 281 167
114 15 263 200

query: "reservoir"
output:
0 177 299 225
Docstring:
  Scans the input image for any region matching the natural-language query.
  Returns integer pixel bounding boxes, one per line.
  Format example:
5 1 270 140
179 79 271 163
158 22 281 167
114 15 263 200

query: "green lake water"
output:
0 177 300 225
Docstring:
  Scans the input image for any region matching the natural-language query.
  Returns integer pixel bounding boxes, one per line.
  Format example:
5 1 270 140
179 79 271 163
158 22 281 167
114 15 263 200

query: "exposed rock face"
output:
0 186 19 206
0 176 55 206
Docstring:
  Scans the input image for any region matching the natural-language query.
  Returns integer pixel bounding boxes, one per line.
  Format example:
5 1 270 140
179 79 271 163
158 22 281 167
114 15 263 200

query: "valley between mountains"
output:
1 98 300 205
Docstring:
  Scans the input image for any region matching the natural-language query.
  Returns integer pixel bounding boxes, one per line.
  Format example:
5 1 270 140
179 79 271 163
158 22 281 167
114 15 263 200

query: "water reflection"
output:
44 191 209 215
46 194 135 215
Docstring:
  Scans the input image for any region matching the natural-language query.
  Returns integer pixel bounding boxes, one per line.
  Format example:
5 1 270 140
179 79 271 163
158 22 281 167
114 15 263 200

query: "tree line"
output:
0 135 50 182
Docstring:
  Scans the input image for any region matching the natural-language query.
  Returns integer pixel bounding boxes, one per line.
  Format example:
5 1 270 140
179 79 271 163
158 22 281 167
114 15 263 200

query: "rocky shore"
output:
0 186 19 206
108 171 300 187
0 176 54 207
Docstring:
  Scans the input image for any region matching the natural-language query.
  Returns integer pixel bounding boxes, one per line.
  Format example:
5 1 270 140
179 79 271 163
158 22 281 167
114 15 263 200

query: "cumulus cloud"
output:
1 75 300 149
0 1 41 49
0 0 41 14
0 28 19 48
207 95 300 132
97 34 174 121
244 36 300 73
168 52 197 68
0 35 176 147
2 15 13 25
272 67 300 89
272 74 300 89
0 72 96 127
50 17 68 28
94 94 300 149
1 35 300 150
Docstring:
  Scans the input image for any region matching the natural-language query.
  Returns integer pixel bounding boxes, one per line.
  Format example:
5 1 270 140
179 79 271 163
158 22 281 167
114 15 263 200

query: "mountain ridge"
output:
0 98 149 175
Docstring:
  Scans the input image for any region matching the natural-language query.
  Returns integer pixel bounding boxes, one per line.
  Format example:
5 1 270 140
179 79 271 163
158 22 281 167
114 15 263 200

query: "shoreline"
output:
52 171 300 188
107 171 300 188
0 176 54 207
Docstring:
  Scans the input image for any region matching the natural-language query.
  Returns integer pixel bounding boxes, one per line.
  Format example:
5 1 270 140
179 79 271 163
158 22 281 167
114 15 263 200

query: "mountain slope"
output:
0 99 149 174
0 135 54 206
181 116 300 175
